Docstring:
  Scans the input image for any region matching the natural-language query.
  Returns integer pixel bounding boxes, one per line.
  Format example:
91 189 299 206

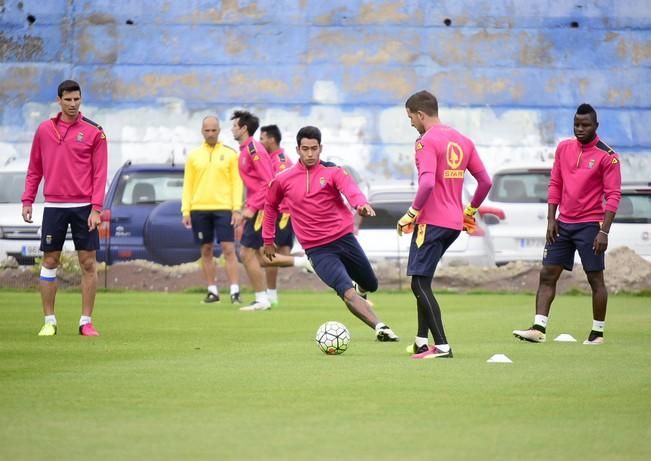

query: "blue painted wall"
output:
1 0 650 179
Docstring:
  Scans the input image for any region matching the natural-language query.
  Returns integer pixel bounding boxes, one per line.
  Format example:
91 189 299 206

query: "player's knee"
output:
539 267 561 286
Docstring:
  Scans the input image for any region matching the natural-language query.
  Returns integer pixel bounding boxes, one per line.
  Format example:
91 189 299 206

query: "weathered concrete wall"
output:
1 0 650 179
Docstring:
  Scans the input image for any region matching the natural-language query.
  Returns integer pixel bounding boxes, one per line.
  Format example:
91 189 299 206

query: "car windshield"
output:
613 192 651 224
115 171 184 205
0 171 44 203
489 171 550 203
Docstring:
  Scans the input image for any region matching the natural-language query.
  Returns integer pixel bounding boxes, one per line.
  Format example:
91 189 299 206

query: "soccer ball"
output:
315 321 351 355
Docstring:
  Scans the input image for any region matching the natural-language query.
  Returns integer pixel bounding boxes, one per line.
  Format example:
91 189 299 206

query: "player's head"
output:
574 103 598 145
201 116 221 146
405 90 439 135
296 126 322 168
230 110 259 143
260 124 282 152
57 80 82 120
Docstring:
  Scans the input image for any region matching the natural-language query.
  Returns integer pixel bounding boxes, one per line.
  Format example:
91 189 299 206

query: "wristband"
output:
599 230 608 236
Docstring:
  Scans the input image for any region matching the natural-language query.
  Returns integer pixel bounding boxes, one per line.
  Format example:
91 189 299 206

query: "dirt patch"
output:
1 247 649 294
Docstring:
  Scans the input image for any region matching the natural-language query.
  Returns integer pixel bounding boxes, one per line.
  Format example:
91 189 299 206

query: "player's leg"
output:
514 222 574 343
70 205 100 336
239 213 270 311
215 211 241 304
576 223 607 345
191 211 220 303
407 225 459 358
36 207 68 336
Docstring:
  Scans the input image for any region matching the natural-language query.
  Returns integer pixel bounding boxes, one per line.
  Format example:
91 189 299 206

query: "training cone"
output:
487 354 513 363
554 333 577 342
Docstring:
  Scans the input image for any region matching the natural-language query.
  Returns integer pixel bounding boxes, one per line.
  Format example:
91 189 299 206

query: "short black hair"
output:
58 80 81 97
261 124 282 144
405 90 438 116
230 110 259 136
296 126 321 145
576 103 598 123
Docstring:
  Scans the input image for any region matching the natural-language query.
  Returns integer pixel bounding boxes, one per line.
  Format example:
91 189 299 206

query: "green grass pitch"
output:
1 290 650 460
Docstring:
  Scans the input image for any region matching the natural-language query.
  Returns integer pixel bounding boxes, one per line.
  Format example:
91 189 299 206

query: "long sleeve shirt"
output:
181 142 243 215
412 124 491 230
238 136 274 213
548 135 621 223
22 112 108 210
263 161 368 250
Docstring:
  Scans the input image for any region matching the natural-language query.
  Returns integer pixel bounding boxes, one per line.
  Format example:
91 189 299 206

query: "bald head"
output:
202 116 221 146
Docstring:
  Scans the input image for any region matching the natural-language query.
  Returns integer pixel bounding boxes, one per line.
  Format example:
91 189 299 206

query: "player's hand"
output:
397 207 419 236
22 205 33 223
263 243 277 261
546 218 559 244
463 205 477 234
182 216 192 229
231 210 243 227
242 208 255 220
357 204 376 217
593 230 608 255
88 209 101 231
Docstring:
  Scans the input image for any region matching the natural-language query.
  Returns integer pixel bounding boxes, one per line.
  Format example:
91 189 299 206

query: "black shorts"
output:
305 233 378 298
275 213 295 248
406 224 460 277
190 210 235 245
241 210 264 249
40 205 99 252
543 221 604 272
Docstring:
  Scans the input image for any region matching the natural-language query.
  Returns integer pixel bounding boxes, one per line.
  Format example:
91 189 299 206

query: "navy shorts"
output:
407 224 461 277
41 205 99 252
543 221 604 272
241 210 264 249
305 233 378 298
190 210 234 245
275 213 295 248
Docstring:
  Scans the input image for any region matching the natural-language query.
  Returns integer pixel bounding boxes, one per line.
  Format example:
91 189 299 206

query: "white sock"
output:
415 336 429 347
255 291 270 304
374 322 386 332
230 284 239 295
437 344 450 352
79 315 92 326
267 289 278 303
293 255 310 269
44 315 57 325
592 320 605 332
208 285 218 295
534 314 548 328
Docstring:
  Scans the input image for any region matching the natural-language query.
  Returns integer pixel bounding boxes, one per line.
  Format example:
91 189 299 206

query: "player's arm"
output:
398 144 437 235
230 153 244 226
463 147 492 233
181 154 195 228
594 153 622 254
546 145 564 244
21 129 44 223
262 179 283 260
89 129 108 231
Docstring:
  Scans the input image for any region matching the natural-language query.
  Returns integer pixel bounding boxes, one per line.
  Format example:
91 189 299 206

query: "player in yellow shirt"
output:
182 116 244 304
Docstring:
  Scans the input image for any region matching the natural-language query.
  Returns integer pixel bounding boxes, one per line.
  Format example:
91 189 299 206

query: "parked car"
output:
99 161 218 265
0 161 73 264
481 163 553 265
356 180 498 267
609 182 651 262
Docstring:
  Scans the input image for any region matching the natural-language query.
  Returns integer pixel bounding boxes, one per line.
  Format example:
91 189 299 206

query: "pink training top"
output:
22 112 108 211
412 123 491 230
548 135 621 223
263 161 368 250
269 148 294 213
238 136 274 213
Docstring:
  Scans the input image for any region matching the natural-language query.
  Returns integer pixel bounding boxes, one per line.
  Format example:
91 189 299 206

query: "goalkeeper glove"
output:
397 207 420 236
463 205 478 234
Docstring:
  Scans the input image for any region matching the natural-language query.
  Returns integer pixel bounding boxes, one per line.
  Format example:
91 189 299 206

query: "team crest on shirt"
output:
76 132 84 142
416 142 424 150
319 177 327 187
611 157 618 164
443 142 464 178
588 159 595 169
253 155 259 161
